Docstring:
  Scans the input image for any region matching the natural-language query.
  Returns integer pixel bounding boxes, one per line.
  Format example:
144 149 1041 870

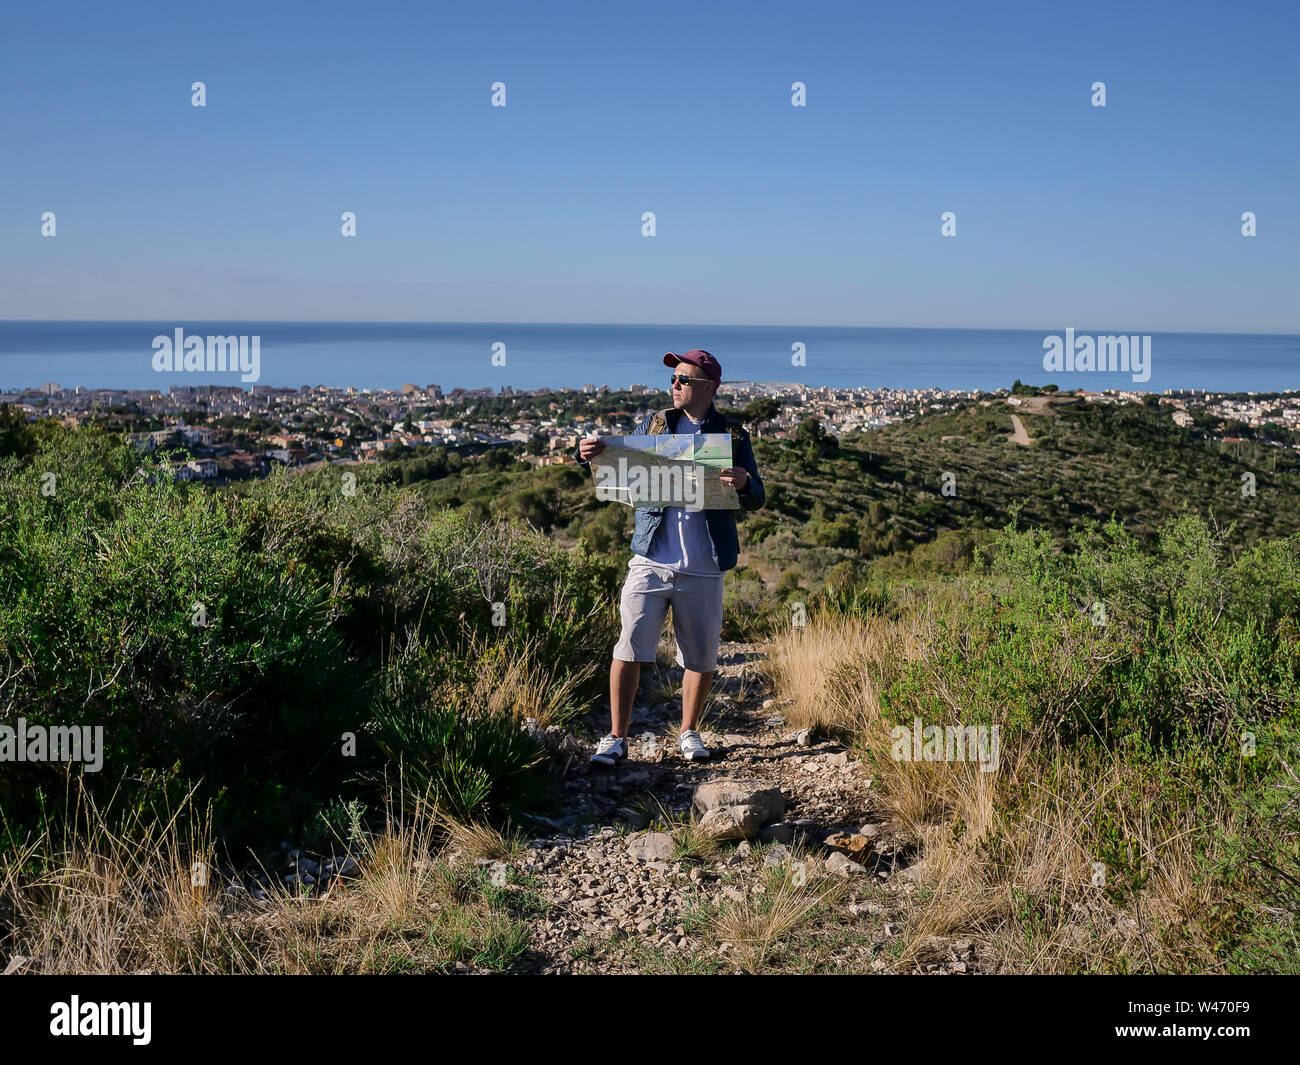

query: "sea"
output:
2 322 1298 395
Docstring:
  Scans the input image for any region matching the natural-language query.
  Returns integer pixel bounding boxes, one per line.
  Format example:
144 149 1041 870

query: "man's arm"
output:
732 426 765 511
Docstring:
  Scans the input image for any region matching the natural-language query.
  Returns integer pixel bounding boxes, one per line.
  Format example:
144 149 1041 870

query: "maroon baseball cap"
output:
663 349 722 383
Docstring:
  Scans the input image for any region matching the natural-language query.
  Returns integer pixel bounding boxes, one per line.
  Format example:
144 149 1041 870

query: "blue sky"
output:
2 0 1297 331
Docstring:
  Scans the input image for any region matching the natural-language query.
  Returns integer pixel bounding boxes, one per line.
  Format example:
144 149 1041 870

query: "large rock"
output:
692 780 785 825
698 806 761 841
627 832 676 862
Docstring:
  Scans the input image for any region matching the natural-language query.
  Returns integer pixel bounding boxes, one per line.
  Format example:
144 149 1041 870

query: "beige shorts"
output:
613 560 724 673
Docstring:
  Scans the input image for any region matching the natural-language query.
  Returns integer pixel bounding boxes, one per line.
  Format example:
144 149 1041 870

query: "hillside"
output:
381 394 1300 598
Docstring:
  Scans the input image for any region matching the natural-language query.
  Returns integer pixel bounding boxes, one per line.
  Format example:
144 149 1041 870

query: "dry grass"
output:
0 782 226 975
761 605 1243 974
466 632 599 729
732 668 757 712
710 851 851 971
675 822 726 862
0 785 531 975
872 747 1242 974
435 812 525 863
763 609 927 735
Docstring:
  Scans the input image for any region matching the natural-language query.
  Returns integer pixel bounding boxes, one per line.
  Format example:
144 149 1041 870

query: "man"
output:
573 350 765 766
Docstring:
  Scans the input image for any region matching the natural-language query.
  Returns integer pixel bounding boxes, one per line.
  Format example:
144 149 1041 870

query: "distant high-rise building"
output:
42 382 60 395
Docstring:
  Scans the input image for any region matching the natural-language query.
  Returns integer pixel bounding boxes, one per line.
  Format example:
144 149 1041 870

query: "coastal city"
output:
2 378 1297 482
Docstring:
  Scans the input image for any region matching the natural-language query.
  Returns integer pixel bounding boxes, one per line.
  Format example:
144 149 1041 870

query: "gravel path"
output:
476 642 980 974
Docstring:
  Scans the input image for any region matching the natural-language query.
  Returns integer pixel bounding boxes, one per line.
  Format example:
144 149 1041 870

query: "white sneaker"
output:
678 730 711 762
590 734 628 766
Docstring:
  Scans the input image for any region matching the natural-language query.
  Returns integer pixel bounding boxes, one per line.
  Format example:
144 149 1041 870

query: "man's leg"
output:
680 667 715 732
670 573 725 736
607 564 672 739
609 658 651 738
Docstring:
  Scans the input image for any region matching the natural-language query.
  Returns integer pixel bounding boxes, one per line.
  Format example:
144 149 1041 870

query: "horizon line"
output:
1 319 1298 339
7 382 1296 397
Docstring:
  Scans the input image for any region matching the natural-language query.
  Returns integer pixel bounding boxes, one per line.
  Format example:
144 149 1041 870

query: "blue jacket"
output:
573 402 765 572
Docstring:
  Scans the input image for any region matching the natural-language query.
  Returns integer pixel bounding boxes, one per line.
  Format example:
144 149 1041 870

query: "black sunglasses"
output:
670 374 710 387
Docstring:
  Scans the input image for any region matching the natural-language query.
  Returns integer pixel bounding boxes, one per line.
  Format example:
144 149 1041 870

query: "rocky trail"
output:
465 641 980 975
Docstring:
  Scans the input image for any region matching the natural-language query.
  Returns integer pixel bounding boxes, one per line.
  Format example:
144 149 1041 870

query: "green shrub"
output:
863 514 1300 756
0 425 620 851
370 698 545 823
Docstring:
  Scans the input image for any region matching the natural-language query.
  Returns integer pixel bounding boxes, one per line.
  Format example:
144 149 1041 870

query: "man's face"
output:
670 363 714 408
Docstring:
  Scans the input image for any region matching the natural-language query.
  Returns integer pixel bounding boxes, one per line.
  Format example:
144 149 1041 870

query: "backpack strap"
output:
647 407 672 435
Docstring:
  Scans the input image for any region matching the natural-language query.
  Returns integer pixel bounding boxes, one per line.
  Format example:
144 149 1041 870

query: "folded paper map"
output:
590 433 739 510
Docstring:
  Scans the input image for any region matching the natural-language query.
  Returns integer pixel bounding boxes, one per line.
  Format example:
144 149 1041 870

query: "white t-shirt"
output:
633 411 722 577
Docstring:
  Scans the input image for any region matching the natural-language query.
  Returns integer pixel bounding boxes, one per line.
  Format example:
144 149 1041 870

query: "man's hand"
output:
719 466 749 491
578 437 606 461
